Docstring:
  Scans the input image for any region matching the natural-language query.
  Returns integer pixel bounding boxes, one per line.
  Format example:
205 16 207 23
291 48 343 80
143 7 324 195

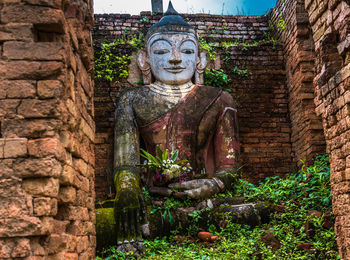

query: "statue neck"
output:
149 81 195 101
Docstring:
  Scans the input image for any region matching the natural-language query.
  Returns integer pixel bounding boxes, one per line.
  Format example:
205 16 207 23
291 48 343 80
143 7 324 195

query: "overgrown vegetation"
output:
94 34 144 83
97 154 339 259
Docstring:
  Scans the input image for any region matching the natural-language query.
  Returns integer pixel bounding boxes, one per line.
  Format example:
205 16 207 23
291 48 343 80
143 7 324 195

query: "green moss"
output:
96 207 116 253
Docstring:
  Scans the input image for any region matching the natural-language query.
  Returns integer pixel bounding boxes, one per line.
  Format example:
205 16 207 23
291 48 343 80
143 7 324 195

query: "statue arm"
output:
113 90 144 242
213 92 240 188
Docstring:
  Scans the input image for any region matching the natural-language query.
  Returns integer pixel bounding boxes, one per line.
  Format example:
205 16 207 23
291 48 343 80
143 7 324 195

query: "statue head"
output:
137 1 207 85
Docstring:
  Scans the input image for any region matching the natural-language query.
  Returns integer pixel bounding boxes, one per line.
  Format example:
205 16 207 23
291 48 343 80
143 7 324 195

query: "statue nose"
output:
169 50 182 64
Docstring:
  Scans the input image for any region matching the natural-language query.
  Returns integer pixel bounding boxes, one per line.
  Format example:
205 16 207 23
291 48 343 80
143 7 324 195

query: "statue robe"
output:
138 85 239 184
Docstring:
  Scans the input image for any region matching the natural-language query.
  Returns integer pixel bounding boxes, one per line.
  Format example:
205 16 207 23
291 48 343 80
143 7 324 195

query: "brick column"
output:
304 0 350 258
0 0 95 258
272 0 326 166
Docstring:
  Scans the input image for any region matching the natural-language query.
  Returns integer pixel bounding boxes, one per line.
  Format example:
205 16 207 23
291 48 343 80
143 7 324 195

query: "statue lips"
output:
164 67 185 73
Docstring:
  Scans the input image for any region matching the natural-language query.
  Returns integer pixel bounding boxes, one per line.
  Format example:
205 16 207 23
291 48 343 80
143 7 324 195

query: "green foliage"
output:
204 69 231 91
97 155 338 260
139 146 191 180
140 17 150 23
231 66 249 77
94 34 144 83
150 198 183 225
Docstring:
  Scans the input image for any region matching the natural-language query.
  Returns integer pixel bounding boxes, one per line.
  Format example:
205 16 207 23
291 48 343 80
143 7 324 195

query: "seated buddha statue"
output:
113 1 240 244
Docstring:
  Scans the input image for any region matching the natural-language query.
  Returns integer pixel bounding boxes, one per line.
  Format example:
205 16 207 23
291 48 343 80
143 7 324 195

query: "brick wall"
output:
272 0 326 165
0 0 95 258
302 0 350 258
92 13 293 199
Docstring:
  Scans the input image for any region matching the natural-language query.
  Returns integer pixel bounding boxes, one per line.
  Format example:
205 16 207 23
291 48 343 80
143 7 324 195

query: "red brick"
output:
22 178 59 197
28 138 65 161
37 80 63 98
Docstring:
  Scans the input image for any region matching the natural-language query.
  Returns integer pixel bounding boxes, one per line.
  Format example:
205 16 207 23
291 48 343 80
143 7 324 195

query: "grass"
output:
97 154 339 259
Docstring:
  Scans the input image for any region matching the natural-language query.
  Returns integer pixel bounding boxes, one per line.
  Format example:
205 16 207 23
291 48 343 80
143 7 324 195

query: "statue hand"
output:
114 169 143 242
168 178 225 199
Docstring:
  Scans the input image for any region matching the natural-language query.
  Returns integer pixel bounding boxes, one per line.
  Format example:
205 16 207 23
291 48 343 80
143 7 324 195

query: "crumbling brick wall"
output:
272 0 326 166
302 0 350 258
0 0 95 258
92 13 293 199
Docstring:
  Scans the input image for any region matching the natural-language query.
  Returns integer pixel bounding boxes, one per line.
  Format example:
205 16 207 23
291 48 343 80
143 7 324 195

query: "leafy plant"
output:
204 69 231 91
139 146 192 181
232 66 249 77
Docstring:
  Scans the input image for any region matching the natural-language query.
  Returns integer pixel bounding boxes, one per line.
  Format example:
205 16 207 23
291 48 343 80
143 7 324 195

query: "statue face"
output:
147 33 198 85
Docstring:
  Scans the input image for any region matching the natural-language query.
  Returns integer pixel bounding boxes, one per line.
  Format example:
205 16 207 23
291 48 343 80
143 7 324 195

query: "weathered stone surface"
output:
0 138 27 158
0 196 33 218
0 23 34 42
0 6 64 31
0 216 51 237
57 206 89 221
11 238 31 258
46 234 68 254
37 80 63 98
22 178 59 197
34 197 58 216
58 186 77 204
13 157 62 178
3 42 64 61
0 80 36 99
2 119 59 138
27 138 65 161
18 99 60 118
0 61 63 80
0 99 20 118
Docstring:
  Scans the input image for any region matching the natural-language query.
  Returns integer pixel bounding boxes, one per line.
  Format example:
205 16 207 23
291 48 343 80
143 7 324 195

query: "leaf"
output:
156 145 163 158
162 149 168 162
150 208 159 214
171 150 179 162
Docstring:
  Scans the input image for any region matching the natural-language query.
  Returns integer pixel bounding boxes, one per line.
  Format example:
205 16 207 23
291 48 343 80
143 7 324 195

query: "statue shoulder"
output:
116 86 151 105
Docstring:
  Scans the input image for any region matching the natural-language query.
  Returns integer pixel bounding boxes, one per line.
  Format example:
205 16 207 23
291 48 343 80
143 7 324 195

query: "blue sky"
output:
94 0 277 15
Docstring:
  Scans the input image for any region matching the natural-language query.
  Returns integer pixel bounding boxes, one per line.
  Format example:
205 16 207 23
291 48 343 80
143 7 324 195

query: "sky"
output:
94 0 277 15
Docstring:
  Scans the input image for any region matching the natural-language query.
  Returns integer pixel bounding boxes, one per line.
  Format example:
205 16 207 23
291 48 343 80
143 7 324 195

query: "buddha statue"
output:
113 1 240 245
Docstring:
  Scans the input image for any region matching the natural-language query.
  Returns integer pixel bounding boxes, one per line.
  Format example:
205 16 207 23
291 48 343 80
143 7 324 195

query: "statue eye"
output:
181 49 195 54
154 49 170 55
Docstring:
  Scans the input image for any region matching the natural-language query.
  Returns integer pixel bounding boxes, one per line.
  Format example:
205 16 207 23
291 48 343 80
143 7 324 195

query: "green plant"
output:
204 69 231 91
232 66 249 77
139 146 192 181
139 16 150 23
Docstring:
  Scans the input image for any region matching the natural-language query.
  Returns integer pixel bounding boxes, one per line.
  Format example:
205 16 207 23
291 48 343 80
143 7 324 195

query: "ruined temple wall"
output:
0 0 96 258
93 13 293 198
272 0 326 165
302 0 350 258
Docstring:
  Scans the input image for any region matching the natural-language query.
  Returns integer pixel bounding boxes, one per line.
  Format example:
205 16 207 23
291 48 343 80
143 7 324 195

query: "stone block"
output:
0 23 34 42
0 80 36 98
0 196 33 218
58 186 77 204
37 80 62 98
0 216 50 237
28 138 65 161
60 165 78 186
73 158 89 177
58 206 89 221
67 220 95 236
22 177 59 197
14 158 62 178
34 197 58 216
64 253 78 260
11 238 31 258
0 61 63 80
2 138 28 158
46 233 68 255
18 99 60 118
2 119 59 138
76 236 89 253
0 6 64 33
0 99 20 118
3 42 64 61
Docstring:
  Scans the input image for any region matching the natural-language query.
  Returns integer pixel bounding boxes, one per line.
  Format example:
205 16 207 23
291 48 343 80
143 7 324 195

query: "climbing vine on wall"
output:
94 34 144 83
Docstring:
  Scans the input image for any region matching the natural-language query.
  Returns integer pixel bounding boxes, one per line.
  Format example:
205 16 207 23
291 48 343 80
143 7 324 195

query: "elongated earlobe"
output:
195 51 207 85
137 50 152 85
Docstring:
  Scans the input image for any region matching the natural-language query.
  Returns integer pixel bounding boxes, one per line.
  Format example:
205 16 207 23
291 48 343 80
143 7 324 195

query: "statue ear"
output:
137 50 152 85
195 51 208 85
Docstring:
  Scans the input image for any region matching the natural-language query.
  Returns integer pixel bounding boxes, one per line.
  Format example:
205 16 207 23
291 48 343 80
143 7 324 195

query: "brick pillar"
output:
0 0 95 258
304 0 350 258
272 0 326 166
